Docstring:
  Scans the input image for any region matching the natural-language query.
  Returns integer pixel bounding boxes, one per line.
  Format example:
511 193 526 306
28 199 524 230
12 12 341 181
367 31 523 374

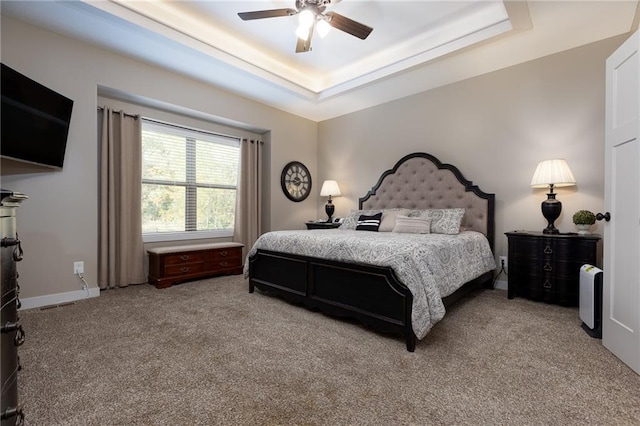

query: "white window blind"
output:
141 119 240 239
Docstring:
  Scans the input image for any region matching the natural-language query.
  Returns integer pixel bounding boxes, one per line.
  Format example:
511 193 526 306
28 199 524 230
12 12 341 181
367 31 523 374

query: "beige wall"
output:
1 16 317 302
317 35 628 265
0 13 628 303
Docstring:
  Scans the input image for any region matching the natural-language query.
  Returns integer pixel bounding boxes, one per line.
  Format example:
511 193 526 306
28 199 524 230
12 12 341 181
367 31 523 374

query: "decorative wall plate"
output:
281 161 312 202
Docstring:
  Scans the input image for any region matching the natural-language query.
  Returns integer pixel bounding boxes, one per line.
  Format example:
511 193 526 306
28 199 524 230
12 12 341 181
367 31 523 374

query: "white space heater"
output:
579 264 603 339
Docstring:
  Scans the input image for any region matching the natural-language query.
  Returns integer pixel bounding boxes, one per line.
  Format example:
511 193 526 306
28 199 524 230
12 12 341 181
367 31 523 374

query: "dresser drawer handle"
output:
543 280 552 289
544 245 553 254
0 405 24 424
220 261 228 267
2 321 19 333
220 251 228 257
180 267 190 273
543 262 553 272
2 322 26 346
1 234 24 262
14 324 25 347
180 255 190 261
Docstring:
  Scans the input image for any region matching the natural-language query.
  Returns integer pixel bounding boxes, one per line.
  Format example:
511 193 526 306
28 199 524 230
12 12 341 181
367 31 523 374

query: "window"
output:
141 119 240 241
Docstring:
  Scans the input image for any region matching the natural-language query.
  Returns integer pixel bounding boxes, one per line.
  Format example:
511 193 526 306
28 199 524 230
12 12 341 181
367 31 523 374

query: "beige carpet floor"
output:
17 275 640 425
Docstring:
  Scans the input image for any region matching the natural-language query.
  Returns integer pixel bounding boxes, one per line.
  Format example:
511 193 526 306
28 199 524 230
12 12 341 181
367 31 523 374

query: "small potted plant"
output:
572 210 596 234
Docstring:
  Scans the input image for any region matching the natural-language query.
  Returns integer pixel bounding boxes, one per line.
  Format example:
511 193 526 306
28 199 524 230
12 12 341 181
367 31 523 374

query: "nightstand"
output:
305 221 341 230
505 231 601 306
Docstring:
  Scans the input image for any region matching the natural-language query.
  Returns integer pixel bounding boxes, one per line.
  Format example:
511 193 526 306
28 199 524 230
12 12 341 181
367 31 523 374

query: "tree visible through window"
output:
141 119 240 236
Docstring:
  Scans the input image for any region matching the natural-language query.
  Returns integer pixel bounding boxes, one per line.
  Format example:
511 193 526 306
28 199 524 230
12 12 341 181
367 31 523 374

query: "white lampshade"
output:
320 180 341 197
530 159 576 188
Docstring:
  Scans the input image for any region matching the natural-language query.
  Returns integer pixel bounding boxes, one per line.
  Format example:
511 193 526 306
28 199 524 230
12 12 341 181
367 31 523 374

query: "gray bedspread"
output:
244 229 496 339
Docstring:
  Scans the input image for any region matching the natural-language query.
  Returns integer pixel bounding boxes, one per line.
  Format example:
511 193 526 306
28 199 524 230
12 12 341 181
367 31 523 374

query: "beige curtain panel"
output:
234 138 263 258
98 107 146 289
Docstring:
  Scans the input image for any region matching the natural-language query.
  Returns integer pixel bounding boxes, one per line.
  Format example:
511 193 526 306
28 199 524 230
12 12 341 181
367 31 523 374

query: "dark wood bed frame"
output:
248 152 495 351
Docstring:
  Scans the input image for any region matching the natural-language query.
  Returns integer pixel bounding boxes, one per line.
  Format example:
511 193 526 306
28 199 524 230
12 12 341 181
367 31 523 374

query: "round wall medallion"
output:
281 161 312 202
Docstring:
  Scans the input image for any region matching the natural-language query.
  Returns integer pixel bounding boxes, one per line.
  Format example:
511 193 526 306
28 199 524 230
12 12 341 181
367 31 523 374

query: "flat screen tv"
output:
1 63 74 169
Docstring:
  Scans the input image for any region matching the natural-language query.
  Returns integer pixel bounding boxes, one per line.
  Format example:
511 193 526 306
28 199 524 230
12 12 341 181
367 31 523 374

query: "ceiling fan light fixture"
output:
317 18 331 38
298 9 315 28
238 0 373 52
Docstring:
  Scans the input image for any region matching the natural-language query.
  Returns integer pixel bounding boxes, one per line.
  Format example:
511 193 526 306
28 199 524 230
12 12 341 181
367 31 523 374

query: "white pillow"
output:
392 216 431 234
409 208 465 234
378 208 411 232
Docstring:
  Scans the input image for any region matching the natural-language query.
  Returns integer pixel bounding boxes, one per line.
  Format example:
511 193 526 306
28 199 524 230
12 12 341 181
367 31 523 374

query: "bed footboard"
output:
249 249 416 351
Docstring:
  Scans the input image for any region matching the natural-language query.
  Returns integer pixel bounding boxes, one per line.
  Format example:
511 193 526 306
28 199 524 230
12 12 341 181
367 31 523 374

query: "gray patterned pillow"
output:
409 208 465 234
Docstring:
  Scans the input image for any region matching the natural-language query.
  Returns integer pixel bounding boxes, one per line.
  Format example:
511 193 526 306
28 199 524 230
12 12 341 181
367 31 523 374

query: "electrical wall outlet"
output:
74 261 84 275
499 256 508 269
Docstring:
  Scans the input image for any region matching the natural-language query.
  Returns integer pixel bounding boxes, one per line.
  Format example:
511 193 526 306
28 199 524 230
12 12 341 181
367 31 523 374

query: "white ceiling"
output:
2 1 638 122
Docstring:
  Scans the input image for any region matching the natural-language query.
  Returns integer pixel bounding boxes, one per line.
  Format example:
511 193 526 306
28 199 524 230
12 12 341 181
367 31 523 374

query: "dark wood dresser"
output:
505 231 601 306
147 242 244 289
1 189 27 425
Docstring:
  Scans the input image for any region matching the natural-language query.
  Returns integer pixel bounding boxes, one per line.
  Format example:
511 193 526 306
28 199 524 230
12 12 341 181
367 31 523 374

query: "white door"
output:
603 30 640 374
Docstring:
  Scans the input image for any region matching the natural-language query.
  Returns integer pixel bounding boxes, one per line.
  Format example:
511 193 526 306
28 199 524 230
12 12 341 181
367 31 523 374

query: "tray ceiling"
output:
2 1 638 121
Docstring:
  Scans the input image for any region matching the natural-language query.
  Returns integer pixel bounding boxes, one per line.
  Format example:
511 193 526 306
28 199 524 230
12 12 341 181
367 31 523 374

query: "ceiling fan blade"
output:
238 9 297 21
295 25 314 53
325 12 373 40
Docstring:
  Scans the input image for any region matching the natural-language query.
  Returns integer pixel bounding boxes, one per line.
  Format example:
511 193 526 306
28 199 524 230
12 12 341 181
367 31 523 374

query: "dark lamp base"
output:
325 200 335 222
543 226 560 234
541 193 562 234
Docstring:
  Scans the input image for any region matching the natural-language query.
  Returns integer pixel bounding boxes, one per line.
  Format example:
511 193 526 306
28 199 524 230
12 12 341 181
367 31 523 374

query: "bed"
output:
246 152 495 351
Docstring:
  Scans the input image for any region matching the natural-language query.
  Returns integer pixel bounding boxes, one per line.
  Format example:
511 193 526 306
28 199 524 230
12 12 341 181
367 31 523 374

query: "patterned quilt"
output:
244 229 496 339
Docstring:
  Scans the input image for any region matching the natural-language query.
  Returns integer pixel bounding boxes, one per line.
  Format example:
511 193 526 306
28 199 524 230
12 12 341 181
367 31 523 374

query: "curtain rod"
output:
98 107 263 144
96 106 139 119
142 116 245 143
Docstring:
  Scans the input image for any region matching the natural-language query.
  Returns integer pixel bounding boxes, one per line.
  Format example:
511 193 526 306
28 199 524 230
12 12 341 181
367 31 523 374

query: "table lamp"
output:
530 159 576 234
320 180 341 222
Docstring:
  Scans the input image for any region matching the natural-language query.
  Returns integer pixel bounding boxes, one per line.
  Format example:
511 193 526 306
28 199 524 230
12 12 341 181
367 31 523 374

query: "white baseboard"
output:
494 279 508 291
19 287 100 310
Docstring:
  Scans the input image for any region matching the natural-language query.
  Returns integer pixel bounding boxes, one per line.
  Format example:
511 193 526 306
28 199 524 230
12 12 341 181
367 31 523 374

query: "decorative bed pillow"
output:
409 208 465 234
339 209 381 230
378 208 411 232
392 216 431 234
356 212 383 231
340 208 408 230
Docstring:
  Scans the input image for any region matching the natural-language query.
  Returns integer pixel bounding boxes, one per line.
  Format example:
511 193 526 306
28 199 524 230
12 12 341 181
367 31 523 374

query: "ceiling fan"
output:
238 0 373 53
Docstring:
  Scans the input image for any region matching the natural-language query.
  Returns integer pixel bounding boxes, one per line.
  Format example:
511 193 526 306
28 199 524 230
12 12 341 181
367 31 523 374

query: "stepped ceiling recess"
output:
2 1 638 121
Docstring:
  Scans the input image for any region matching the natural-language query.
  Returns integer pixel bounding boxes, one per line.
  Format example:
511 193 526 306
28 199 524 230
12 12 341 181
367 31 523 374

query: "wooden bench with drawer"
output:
147 242 244 289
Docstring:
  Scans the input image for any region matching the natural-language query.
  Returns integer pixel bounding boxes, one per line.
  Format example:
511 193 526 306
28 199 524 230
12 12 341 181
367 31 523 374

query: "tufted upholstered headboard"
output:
359 152 495 251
